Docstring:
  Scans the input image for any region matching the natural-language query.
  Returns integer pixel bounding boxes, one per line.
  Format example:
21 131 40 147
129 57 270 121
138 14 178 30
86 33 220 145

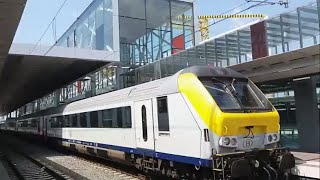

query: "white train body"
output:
42 72 210 166
2 66 294 179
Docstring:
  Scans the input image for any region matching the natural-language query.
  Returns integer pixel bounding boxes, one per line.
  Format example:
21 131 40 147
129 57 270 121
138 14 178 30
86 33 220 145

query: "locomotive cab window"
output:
201 78 273 112
157 97 170 132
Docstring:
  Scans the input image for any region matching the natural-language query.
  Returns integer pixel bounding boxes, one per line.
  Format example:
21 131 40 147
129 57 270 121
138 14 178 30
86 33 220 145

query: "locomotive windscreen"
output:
201 77 273 112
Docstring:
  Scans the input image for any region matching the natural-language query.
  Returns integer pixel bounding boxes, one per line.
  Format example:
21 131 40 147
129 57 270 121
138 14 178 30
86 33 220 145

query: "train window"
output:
50 117 56 128
157 97 170 132
71 114 78 127
57 116 63 127
201 79 273 112
31 119 37 127
80 113 87 127
123 107 132 128
102 109 113 128
116 108 123 128
30 120 34 127
101 107 132 128
63 115 71 127
142 105 147 141
90 111 99 127
22 120 28 127
8 122 15 128
37 118 40 132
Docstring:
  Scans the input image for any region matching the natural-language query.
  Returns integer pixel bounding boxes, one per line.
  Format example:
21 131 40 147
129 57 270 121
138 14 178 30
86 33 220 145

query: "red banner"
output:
172 34 185 54
250 21 268 59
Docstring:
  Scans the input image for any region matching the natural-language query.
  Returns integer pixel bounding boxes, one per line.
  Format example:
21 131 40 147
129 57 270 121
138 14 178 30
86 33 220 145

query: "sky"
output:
13 0 316 45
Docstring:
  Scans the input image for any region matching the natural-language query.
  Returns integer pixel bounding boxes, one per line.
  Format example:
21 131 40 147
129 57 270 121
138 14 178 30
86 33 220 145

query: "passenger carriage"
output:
8 66 294 179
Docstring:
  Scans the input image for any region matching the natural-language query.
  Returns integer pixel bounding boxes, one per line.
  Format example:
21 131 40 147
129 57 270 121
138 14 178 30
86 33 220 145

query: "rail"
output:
0 149 70 180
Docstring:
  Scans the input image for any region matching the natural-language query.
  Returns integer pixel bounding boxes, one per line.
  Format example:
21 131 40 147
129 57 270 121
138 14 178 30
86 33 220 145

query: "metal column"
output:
293 76 320 152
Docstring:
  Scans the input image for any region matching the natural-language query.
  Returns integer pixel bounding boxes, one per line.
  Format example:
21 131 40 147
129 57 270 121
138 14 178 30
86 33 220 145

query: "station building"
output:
54 0 196 91
5 0 320 152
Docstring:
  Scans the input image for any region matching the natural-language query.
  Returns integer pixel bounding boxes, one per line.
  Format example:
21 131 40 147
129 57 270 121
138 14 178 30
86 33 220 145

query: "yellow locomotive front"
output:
201 78 279 153
178 66 295 179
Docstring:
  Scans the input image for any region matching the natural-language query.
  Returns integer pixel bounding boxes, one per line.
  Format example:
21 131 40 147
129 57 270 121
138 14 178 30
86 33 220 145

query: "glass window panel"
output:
146 0 170 29
142 105 147 141
88 11 96 49
90 111 99 127
102 109 112 127
119 0 146 19
80 113 87 127
67 32 74 47
157 97 169 132
63 115 70 127
104 0 113 50
96 3 104 29
71 114 78 127
171 1 193 25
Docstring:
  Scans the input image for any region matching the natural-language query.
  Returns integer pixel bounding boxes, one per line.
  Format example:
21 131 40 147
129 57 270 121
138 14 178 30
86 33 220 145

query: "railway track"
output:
0 149 71 180
0 132 152 180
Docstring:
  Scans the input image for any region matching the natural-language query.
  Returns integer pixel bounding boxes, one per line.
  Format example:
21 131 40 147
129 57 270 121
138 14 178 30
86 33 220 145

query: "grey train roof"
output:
180 66 247 79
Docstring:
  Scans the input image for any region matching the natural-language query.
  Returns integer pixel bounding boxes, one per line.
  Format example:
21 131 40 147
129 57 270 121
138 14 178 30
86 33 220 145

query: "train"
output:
0 66 295 179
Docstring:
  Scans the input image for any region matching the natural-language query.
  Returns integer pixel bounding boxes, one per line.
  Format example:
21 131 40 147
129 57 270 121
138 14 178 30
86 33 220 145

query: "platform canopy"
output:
0 53 107 115
0 0 110 115
0 0 26 75
229 45 320 84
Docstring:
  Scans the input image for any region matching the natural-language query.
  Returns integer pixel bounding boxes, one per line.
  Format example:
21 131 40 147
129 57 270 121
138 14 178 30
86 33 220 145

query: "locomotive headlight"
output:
264 133 280 145
219 136 238 147
273 134 278 141
223 137 230 146
231 138 237 146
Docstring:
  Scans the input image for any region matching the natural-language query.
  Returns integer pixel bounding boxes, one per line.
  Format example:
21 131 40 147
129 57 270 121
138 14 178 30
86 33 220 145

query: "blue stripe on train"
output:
59 137 211 167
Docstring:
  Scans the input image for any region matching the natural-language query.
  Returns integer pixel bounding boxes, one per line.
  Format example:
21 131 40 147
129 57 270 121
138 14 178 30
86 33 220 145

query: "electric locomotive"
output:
8 66 294 179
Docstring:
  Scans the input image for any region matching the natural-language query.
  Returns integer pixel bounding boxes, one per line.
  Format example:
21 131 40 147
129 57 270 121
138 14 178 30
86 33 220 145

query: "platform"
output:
292 151 320 179
0 158 10 180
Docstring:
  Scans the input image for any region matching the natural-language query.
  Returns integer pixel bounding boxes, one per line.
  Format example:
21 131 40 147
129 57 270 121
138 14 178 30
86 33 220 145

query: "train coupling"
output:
212 147 295 179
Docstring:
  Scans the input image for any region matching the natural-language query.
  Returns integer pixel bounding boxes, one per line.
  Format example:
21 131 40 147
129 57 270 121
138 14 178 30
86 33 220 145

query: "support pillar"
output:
90 74 97 96
54 91 60 107
293 76 319 152
116 67 124 89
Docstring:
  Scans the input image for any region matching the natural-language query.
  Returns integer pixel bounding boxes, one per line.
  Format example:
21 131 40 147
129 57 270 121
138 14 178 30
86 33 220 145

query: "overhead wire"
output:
184 0 271 38
30 0 68 54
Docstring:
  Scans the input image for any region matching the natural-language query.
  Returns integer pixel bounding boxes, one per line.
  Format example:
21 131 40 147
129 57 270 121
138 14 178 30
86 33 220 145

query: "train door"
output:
43 116 48 143
134 99 155 150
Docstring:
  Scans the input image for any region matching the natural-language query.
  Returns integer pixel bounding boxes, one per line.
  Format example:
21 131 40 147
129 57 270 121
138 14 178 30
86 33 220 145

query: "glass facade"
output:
127 2 319 86
118 0 194 87
55 0 195 92
119 0 194 66
56 0 115 51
